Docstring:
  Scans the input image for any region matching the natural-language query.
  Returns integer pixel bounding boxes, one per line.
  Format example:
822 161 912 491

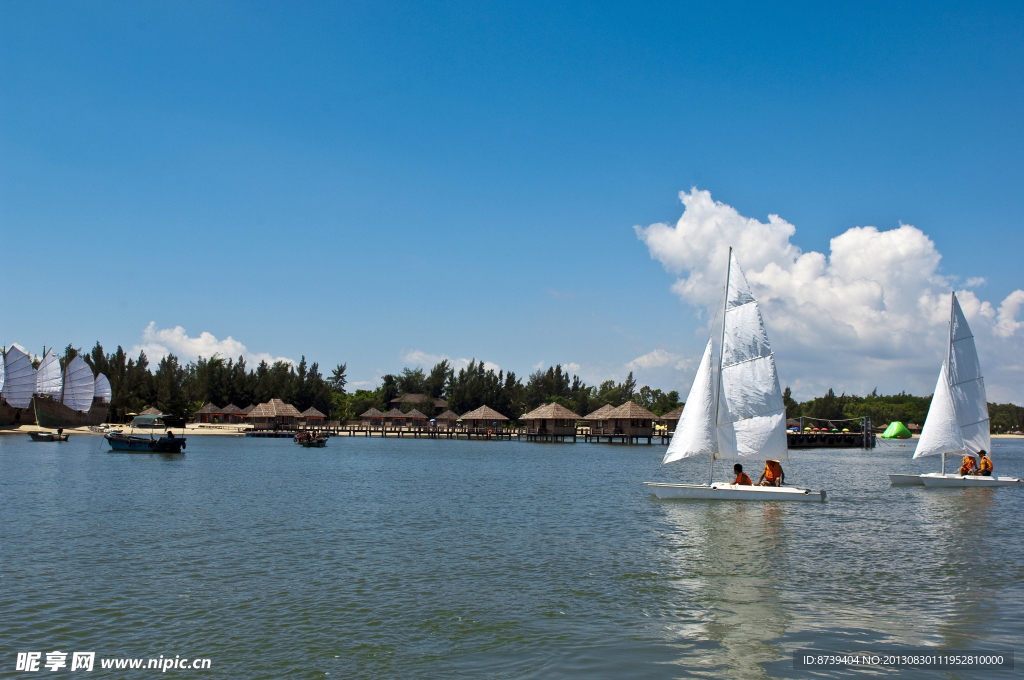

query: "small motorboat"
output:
105 414 186 453
29 430 69 442
295 431 329 448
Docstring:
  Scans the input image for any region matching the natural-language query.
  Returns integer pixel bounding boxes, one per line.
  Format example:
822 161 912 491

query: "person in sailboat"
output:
733 464 753 486
977 450 993 476
958 455 977 476
757 460 785 486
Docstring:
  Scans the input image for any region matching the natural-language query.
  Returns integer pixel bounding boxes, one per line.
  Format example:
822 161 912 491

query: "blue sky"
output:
3 1 1023 400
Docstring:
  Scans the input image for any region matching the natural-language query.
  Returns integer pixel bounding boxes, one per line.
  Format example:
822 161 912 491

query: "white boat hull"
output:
645 482 826 502
919 474 1022 488
887 474 927 485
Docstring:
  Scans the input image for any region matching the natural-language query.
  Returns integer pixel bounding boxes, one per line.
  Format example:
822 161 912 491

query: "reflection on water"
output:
1 436 1022 679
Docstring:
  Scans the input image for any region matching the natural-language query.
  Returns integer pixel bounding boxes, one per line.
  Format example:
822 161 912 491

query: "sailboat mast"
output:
711 247 732 485
941 290 955 476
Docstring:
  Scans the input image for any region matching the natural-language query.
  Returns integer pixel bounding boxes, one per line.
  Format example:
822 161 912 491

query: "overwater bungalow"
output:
405 408 428 428
583 404 616 432
300 407 326 430
607 401 657 438
661 405 684 433
520 402 579 442
459 405 508 431
241 404 256 418
359 408 385 426
383 407 407 427
434 409 460 427
194 402 223 424
249 399 303 431
221 404 246 423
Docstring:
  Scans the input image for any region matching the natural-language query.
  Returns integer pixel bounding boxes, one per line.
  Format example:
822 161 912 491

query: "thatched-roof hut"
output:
249 399 302 430
605 401 657 437
405 408 428 427
384 407 407 426
301 407 327 429
662 405 685 432
241 404 256 416
140 407 163 416
435 409 459 421
221 403 246 424
391 394 448 412
194 402 223 424
520 403 579 437
460 405 508 429
583 404 616 430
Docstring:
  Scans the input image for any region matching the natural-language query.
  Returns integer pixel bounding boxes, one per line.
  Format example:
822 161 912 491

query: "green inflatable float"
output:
880 421 912 439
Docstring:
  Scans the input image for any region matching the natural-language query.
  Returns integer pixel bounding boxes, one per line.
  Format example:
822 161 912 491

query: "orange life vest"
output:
959 457 977 475
763 460 783 483
734 472 752 486
978 456 993 474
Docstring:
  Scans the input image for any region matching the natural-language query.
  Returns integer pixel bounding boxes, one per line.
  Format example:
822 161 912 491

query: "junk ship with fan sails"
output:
0 347 110 428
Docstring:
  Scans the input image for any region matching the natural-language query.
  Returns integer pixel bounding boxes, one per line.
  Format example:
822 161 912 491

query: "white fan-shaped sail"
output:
715 253 788 461
62 356 95 413
94 373 112 402
2 347 36 408
664 339 718 464
949 294 990 455
914 367 964 459
36 349 62 397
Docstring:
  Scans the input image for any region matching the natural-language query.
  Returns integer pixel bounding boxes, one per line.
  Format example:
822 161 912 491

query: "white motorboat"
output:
645 248 826 502
887 292 1020 488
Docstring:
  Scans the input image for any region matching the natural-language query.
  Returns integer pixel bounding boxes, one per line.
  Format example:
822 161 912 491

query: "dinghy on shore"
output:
887 292 1020 488
645 248 826 502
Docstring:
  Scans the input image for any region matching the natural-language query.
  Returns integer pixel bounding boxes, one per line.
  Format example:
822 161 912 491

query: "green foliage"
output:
785 387 932 427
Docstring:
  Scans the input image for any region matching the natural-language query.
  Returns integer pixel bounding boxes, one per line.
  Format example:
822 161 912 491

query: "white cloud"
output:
402 349 500 374
134 323 295 366
965 277 987 288
532 360 545 370
626 349 680 370
636 188 1024 402
562 362 581 373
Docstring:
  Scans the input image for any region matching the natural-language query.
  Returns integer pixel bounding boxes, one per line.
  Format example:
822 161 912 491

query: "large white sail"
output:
0 350 5 393
2 347 36 408
915 293 990 459
36 349 62 397
94 373 112 402
715 253 788 461
663 339 718 463
62 356 95 413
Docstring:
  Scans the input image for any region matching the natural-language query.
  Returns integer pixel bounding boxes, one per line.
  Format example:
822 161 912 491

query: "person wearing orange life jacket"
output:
976 450 993 476
958 455 977 476
758 460 785 486
733 464 752 486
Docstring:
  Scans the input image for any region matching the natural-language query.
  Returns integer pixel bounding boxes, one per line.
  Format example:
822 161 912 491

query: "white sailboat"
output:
888 292 1021 488
645 248 826 502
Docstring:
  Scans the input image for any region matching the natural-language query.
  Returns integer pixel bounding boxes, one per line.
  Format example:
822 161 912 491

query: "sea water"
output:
1 435 1021 678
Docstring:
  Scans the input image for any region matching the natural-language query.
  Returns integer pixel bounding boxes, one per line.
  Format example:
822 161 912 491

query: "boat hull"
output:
32 396 109 428
645 482 826 502
919 474 1022 488
887 474 927 485
105 434 186 453
29 432 69 442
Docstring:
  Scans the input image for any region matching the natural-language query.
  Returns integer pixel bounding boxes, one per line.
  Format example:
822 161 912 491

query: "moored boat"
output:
29 430 69 442
105 414 186 453
644 248 826 502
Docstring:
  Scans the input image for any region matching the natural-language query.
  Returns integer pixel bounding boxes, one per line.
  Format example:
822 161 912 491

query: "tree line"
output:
68 342 1024 432
783 387 1024 433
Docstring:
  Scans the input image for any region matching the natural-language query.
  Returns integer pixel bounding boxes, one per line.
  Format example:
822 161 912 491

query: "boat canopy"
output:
62 356 95 413
2 346 35 408
132 414 166 427
880 421 912 439
36 349 62 397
